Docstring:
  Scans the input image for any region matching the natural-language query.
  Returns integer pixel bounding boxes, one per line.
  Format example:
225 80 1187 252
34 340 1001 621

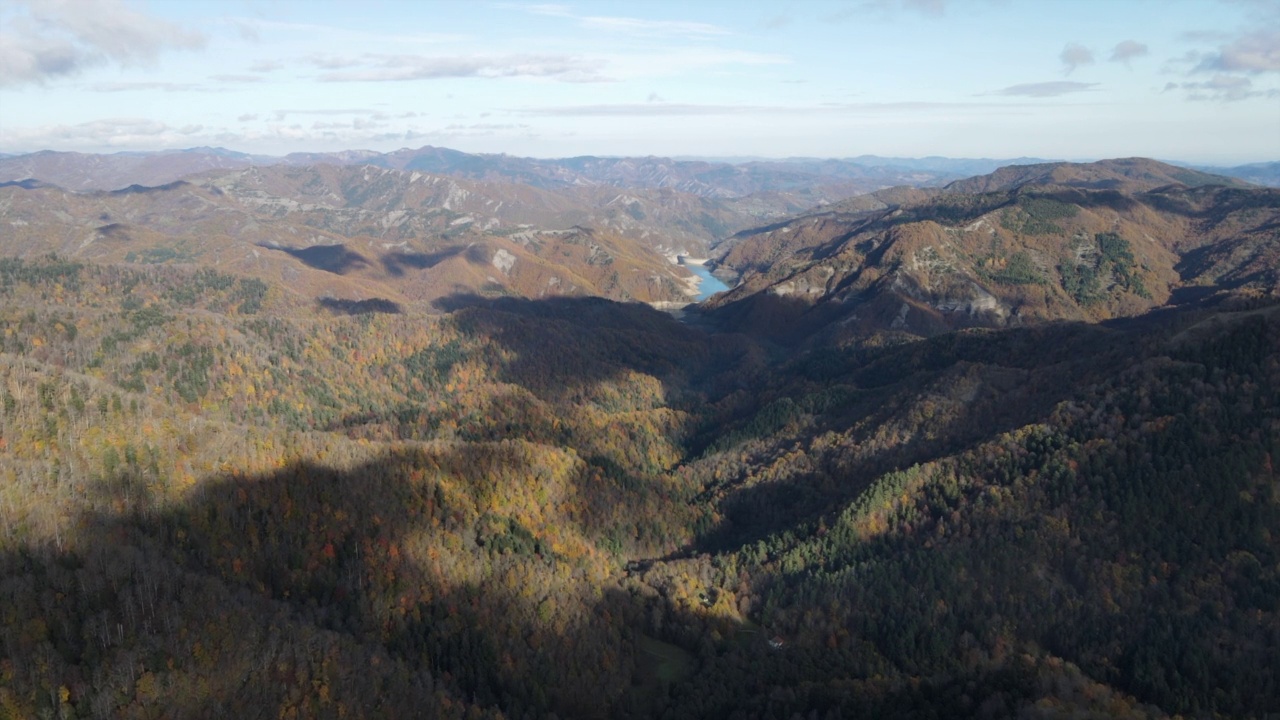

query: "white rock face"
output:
492 248 516 274
933 282 1008 319
442 183 470 211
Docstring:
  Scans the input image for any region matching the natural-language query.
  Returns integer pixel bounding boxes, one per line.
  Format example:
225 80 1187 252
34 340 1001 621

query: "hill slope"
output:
0 168 707 305
1 156 1279 719
702 159 1278 343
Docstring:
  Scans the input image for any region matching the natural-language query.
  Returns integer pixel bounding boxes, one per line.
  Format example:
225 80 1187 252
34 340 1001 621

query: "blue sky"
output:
0 0 1277 163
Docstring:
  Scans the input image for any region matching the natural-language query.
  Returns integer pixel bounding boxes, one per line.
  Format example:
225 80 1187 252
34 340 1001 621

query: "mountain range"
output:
4 147 1276 197
0 148 1278 719
0 145 969 197
702 158 1277 343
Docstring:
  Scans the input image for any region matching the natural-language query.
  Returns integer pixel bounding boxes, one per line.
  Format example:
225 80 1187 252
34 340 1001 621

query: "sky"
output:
0 0 1277 164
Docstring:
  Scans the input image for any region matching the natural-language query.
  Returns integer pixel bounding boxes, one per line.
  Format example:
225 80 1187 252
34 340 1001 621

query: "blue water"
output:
683 262 731 301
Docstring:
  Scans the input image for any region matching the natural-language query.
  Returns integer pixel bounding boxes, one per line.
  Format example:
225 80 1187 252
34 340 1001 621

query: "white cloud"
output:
1110 40 1149 65
1196 29 1280 73
273 109 376 121
227 17 466 46
1174 24 1280 101
0 0 204 86
902 0 946 15
315 54 611 83
209 74 261 84
597 48 789 82
825 0 949 22
513 101 1020 117
311 118 387 131
1060 43 1095 74
0 117 205 150
995 81 1099 97
1180 74 1278 101
307 54 364 70
89 81 202 93
522 4 729 37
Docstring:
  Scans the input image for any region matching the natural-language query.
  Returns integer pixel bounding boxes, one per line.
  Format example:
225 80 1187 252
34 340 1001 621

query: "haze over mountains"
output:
2 148 1272 324
0 145 971 195
2 143 1279 719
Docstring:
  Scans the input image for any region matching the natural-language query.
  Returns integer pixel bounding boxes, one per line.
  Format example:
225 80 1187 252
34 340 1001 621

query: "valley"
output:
678 258 733 301
0 149 1278 719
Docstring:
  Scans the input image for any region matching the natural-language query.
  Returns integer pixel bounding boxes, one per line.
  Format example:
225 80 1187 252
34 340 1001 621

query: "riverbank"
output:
678 257 731 301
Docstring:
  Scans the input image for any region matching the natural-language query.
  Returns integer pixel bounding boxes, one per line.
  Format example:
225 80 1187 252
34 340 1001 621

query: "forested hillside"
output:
2 158 1278 719
703 160 1279 345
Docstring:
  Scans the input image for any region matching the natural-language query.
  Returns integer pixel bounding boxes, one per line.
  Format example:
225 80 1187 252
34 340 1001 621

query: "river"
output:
680 259 731 301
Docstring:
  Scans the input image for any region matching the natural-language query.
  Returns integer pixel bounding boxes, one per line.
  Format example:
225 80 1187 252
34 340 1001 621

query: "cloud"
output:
1180 30 1232 43
1060 43 1095 74
0 117 205 150
249 60 282 73
209 74 261 83
521 4 729 37
1195 29 1280 73
1110 40 1149 65
1180 74 1278 101
513 100 1018 117
230 19 259 43
237 114 259 122
89 81 202 93
824 0 948 22
764 15 791 29
315 54 610 83
229 17 467 46
647 92 665 102
1172 25 1280 101
273 109 375 121
441 123 530 133
311 118 387 131
903 0 947 15
995 81 1099 97
307 54 364 70
514 103 797 117
0 0 204 86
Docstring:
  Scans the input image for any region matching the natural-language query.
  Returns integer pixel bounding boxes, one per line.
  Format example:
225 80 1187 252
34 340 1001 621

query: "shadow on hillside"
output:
107 180 189 195
1143 185 1280 223
695 290 832 346
1174 239 1280 293
428 293 723 404
1037 187 1140 212
0 446 748 718
380 247 466 277
262 243 369 275
316 296 402 315
690 317 1150 552
94 222 133 241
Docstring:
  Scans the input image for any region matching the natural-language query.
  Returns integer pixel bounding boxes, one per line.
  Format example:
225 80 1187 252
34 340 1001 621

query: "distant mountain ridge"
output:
942 157 1251 194
5 147 1271 213
0 146 1018 198
0 164 720 306
1193 160 1280 188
